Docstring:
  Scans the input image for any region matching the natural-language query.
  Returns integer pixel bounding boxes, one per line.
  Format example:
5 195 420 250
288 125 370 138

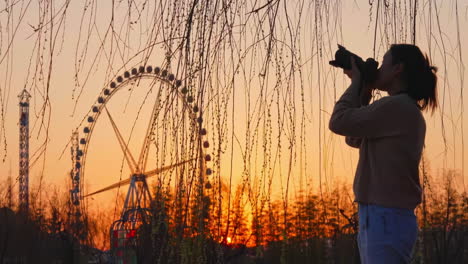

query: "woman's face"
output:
375 50 402 92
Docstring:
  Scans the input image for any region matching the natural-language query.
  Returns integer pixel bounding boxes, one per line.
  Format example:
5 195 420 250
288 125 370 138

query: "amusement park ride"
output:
69 65 212 262
18 89 31 214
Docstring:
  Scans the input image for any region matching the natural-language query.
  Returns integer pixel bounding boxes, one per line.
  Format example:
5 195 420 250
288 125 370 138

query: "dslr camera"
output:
329 44 379 87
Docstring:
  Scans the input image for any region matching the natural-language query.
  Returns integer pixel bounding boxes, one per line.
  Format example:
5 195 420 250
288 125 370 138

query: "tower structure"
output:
18 89 31 213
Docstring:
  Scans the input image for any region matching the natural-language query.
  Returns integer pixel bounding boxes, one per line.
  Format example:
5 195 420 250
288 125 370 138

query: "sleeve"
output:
329 83 403 138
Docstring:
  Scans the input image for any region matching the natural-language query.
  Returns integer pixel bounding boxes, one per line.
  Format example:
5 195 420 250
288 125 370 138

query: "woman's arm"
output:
343 83 372 148
329 59 403 139
329 84 402 138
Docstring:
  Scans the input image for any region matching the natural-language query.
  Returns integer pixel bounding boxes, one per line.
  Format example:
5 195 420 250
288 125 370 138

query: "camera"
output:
329 44 379 86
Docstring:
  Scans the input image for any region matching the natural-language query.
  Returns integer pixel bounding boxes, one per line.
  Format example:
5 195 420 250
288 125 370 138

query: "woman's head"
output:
376 44 438 113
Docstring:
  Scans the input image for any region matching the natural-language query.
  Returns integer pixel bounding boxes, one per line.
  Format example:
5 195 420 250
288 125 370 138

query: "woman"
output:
329 44 438 263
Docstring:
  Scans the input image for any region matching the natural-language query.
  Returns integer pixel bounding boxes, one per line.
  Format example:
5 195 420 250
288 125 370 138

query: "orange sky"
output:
0 0 466 213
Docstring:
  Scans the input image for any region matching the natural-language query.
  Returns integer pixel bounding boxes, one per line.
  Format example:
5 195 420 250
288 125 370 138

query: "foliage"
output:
1 167 467 263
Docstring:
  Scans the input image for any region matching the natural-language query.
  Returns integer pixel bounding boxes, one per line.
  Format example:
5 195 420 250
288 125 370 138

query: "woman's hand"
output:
360 84 373 106
343 57 361 84
344 57 373 106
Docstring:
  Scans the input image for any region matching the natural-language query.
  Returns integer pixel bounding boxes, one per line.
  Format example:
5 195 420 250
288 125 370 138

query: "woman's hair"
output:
390 44 438 113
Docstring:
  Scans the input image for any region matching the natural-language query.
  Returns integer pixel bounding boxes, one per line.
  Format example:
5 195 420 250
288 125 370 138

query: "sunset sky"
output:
0 0 466 212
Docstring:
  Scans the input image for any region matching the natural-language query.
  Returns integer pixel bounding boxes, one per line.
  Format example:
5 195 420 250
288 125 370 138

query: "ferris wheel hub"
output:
131 174 146 181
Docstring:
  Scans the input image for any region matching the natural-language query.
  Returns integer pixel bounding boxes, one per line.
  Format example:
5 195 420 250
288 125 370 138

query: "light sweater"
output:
329 82 425 210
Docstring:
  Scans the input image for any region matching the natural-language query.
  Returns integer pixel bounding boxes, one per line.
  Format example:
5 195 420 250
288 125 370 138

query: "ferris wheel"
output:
69 64 213 252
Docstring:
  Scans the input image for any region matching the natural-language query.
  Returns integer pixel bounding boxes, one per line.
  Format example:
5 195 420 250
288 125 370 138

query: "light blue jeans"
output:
357 203 418 264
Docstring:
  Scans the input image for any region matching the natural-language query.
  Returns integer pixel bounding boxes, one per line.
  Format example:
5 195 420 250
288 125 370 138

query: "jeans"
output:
357 203 418 264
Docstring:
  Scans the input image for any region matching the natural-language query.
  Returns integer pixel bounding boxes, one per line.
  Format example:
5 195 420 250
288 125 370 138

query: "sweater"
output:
329 82 425 210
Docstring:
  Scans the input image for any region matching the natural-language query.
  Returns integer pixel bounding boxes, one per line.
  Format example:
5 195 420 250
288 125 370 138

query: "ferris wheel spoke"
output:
84 177 132 197
137 87 161 173
143 158 195 178
104 107 139 173
84 159 195 197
